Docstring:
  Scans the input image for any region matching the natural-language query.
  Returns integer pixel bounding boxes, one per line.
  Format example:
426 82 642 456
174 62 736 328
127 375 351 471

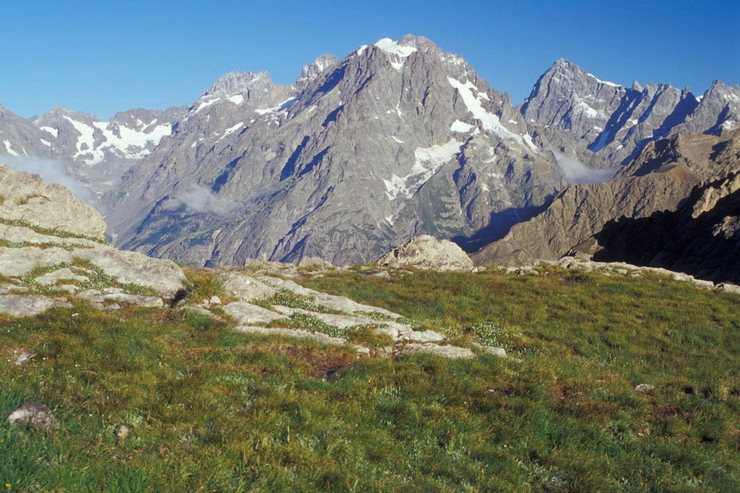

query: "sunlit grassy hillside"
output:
1 266 737 491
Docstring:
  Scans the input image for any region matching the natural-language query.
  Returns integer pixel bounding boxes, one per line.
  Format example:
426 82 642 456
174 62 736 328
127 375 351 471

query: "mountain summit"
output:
105 35 563 266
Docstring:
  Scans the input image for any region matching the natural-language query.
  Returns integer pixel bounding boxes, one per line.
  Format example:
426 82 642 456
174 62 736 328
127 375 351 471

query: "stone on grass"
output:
219 271 277 301
223 302 287 325
372 322 414 340
75 248 185 297
401 343 476 360
8 402 57 429
402 330 446 343
634 383 656 393
0 246 73 277
377 235 474 272
717 283 740 294
472 343 508 358
14 351 34 366
34 268 89 286
114 424 130 441
235 325 369 354
0 295 60 317
76 290 164 308
261 276 402 319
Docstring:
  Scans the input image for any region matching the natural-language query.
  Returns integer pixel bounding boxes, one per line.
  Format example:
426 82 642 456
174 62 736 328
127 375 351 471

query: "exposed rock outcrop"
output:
0 164 106 239
377 235 474 271
0 166 185 313
0 167 504 361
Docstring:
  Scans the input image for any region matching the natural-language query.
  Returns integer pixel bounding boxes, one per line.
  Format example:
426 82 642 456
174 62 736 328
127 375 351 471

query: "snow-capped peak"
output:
374 38 418 58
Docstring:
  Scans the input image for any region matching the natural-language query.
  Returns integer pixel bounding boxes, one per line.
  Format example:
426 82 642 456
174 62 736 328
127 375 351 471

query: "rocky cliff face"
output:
0 105 54 159
592 169 740 284
106 35 564 267
472 129 740 276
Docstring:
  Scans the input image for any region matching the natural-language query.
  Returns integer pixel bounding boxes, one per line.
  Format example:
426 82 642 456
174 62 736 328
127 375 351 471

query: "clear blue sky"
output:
2 0 738 120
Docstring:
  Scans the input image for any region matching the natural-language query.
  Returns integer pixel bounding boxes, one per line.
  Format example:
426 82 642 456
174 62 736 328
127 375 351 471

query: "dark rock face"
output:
592 171 740 284
472 129 740 283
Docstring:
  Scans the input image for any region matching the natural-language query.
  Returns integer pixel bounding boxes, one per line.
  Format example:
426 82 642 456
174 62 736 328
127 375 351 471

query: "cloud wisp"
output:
0 155 95 202
162 183 240 215
552 151 616 184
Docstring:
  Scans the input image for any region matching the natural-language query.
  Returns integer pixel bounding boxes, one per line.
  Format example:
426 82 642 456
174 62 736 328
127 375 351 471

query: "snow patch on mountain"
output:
586 72 621 88
375 38 417 71
254 97 297 116
39 126 58 138
448 77 534 149
64 116 104 165
192 98 220 114
60 114 172 165
383 139 462 200
375 38 417 58
450 120 474 132
220 123 244 140
3 140 22 156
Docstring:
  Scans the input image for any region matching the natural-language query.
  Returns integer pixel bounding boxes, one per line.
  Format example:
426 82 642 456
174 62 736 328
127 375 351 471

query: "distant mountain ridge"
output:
521 59 739 168
0 34 738 267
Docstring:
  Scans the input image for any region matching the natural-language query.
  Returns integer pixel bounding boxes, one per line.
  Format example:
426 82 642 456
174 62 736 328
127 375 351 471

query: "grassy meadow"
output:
0 265 737 491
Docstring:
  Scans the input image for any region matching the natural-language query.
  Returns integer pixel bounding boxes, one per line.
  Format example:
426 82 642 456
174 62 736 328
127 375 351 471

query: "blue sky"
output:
1 0 738 120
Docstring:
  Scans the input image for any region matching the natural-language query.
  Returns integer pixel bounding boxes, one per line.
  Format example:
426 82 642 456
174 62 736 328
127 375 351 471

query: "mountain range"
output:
0 34 737 271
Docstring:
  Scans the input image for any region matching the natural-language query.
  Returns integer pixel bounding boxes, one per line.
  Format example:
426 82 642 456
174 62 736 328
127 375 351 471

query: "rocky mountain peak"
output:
296 54 339 88
34 105 98 126
201 71 275 99
673 80 739 135
106 34 561 267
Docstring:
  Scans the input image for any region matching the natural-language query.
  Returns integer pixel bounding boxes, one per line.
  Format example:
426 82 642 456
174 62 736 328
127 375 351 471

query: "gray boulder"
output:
0 295 62 317
218 271 277 301
0 164 106 239
8 402 57 429
378 235 474 271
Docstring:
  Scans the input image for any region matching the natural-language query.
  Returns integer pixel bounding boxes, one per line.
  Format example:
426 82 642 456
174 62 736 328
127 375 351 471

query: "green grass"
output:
0 267 737 491
9 258 158 297
183 268 230 304
0 218 107 244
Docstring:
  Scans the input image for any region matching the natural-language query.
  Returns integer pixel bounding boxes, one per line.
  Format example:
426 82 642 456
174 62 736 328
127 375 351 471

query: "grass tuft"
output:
183 269 228 304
